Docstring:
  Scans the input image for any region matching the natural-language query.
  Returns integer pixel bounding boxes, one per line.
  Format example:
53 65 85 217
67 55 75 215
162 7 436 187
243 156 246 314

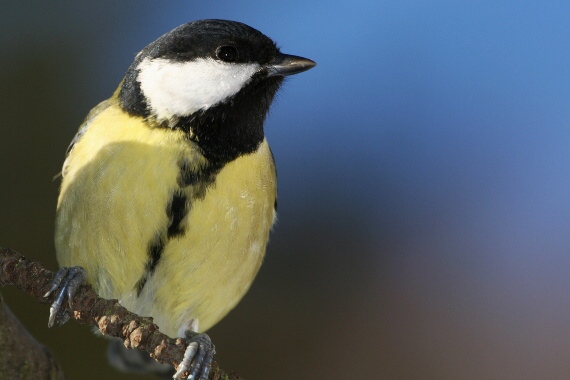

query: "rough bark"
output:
0 247 243 380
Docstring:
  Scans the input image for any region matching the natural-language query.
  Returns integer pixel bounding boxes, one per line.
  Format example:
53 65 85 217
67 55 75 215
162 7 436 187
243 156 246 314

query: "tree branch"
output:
0 293 66 379
0 247 242 380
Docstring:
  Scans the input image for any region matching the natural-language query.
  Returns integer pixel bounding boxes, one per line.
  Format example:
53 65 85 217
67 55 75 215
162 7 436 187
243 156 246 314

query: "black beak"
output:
266 54 316 77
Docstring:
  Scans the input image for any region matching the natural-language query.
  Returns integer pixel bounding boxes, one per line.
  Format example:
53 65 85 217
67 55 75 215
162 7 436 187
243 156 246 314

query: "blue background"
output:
2 1 570 379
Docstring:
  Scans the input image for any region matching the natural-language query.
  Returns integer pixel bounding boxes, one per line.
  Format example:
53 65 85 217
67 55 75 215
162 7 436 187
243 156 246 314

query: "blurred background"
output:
2 1 570 379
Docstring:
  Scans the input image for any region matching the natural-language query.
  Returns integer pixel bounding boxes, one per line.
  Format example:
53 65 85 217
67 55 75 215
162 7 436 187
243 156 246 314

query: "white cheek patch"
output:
137 57 260 122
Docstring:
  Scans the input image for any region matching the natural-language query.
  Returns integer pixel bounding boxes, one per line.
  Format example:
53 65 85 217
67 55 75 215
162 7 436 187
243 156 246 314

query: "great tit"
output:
44 19 315 379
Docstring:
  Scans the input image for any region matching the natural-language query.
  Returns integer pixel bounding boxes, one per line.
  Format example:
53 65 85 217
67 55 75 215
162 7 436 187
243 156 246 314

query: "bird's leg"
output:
173 331 215 380
44 266 87 327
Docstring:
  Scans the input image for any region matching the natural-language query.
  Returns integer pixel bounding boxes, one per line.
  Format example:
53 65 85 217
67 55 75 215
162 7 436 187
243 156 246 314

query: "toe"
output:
172 333 214 380
45 266 87 328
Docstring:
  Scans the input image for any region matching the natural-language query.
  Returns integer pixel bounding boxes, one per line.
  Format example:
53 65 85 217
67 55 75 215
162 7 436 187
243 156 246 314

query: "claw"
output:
44 267 70 298
173 332 214 380
44 266 87 328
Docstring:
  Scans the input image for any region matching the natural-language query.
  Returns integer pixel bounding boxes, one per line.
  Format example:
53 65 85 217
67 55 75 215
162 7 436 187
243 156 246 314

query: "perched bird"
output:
44 19 315 379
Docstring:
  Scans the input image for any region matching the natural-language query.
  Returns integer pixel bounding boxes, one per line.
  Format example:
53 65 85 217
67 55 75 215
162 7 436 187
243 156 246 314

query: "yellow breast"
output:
55 102 276 336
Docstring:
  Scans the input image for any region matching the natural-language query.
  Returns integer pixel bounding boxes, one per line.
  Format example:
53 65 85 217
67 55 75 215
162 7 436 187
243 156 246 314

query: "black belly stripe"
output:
167 191 188 238
135 234 165 295
134 160 223 296
177 159 201 187
177 158 221 199
134 188 191 295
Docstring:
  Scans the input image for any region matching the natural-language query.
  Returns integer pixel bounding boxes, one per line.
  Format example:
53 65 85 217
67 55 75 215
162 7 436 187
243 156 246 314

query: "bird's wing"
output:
60 99 113 178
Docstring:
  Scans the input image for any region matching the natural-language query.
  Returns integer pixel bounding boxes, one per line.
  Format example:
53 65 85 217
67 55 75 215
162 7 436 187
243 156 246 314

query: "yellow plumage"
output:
47 19 315 379
55 93 276 336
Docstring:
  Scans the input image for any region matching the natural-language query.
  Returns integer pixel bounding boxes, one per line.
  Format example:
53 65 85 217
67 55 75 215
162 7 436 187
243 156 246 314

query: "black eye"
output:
216 46 238 62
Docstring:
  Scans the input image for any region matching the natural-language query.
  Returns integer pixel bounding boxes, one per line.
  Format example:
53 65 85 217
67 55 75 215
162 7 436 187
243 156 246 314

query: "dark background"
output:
2 1 570 379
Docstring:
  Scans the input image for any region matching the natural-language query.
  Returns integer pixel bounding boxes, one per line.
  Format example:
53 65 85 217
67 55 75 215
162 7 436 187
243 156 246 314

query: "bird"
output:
44 19 315 379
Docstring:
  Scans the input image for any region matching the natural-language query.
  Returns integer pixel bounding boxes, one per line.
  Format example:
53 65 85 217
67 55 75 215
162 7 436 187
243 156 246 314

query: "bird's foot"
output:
43 266 87 327
173 332 215 380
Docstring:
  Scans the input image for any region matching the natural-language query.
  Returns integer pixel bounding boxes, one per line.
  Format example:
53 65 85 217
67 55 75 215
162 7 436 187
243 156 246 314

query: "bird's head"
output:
119 19 316 126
